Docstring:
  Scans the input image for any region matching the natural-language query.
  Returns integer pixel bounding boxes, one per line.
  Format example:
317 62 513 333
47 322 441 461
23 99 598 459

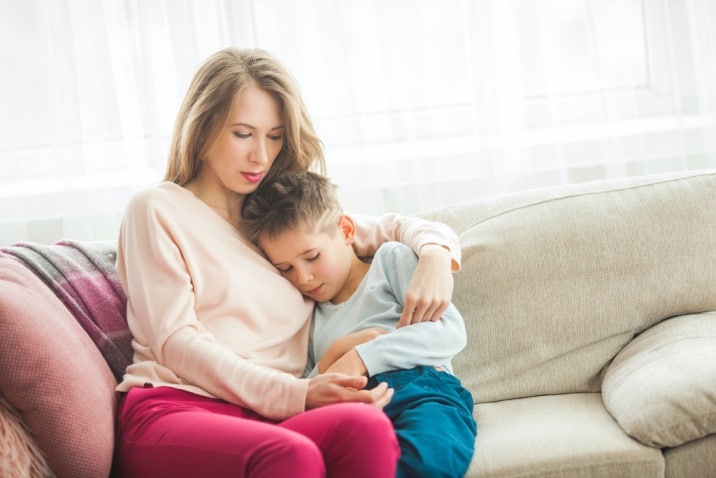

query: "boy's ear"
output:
338 214 356 244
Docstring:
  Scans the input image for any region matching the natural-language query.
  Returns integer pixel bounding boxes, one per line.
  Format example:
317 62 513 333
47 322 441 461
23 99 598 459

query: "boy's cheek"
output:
285 273 301 290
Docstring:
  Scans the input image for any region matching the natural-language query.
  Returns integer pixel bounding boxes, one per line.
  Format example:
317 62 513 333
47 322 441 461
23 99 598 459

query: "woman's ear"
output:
338 214 356 244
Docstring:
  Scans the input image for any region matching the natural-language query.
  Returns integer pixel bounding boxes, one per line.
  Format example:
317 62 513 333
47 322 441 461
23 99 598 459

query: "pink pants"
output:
114 386 399 478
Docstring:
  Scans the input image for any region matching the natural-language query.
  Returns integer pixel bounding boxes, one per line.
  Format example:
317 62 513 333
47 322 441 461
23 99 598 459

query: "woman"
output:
114 47 461 478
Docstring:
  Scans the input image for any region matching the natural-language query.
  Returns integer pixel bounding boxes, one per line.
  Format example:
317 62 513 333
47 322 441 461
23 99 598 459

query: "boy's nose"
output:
297 268 313 285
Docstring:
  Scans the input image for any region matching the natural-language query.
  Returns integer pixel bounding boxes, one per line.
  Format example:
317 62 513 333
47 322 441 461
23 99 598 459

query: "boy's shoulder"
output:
374 240 411 255
373 241 418 266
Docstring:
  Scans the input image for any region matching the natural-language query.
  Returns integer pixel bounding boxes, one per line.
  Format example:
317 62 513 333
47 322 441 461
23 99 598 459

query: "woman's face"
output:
202 85 285 195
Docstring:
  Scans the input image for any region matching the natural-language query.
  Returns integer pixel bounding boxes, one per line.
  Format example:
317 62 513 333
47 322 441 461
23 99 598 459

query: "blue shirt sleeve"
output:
354 242 468 376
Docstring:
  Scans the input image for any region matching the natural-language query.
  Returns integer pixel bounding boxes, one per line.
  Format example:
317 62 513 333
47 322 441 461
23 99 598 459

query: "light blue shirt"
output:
305 242 467 377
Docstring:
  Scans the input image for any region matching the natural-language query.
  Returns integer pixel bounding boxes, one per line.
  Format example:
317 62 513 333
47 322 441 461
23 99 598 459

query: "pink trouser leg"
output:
280 402 400 478
114 386 399 478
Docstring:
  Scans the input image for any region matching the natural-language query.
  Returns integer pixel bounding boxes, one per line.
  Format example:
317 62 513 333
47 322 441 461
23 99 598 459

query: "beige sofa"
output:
1 169 715 477
421 169 716 477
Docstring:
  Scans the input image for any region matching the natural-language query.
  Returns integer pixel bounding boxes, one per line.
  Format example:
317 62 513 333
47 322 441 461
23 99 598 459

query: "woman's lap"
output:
114 386 398 478
281 401 400 477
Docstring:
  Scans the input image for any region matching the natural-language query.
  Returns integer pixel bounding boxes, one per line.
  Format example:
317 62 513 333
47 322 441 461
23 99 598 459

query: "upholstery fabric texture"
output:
664 434 716 478
602 311 716 447
468 393 664 477
0 252 117 478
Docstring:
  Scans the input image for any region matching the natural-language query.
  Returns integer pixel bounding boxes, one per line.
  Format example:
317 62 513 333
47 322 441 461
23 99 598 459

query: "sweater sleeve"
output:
117 189 308 420
351 213 462 271
354 244 468 376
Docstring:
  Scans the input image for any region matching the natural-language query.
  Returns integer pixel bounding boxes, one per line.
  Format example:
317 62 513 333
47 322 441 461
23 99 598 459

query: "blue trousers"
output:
368 366 477 478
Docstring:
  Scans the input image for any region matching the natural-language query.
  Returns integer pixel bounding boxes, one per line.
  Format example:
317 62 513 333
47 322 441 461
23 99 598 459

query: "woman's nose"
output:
251 140 269 165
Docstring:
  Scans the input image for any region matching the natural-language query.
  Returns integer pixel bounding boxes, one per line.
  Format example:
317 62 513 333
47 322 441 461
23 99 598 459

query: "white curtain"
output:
1 0 715 244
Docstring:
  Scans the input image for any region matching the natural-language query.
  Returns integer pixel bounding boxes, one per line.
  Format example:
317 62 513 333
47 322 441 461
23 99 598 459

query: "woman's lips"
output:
242 171 263 183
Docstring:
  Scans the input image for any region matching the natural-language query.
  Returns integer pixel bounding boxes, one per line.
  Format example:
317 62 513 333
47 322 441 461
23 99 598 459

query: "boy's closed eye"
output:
275 253 320 273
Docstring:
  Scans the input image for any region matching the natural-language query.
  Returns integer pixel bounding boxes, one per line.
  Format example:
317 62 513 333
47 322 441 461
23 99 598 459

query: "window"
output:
1 0 714 243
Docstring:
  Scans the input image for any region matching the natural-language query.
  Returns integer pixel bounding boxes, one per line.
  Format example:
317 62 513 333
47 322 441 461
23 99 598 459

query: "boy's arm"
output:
354 243 468 376
356 305 467 376
323 348 368 376
317 328 388 373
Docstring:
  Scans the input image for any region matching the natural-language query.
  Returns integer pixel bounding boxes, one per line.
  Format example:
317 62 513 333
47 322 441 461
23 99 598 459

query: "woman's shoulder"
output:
130 181 186 200
126 182 190 211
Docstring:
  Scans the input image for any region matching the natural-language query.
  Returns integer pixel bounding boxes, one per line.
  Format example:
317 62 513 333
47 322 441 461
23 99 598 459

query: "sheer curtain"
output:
1 0 715 244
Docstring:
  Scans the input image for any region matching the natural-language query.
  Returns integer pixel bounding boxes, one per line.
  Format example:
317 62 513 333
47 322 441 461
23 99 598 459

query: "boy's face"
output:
259 216 357 304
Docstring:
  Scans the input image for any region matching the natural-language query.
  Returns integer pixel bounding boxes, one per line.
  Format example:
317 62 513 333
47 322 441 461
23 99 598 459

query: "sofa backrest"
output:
422 170 716 404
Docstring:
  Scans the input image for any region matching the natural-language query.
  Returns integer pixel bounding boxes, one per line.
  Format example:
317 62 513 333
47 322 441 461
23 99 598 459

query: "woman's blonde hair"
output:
164 47 325 185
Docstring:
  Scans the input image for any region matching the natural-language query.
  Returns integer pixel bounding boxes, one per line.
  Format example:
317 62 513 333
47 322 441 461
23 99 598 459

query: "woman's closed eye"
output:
233 132 283 141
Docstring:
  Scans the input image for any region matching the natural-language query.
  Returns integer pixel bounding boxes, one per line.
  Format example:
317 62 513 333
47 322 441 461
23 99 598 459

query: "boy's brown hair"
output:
242 170 343 245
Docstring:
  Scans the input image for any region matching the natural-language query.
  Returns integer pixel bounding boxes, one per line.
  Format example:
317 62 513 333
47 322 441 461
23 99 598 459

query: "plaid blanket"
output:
2 240 132 382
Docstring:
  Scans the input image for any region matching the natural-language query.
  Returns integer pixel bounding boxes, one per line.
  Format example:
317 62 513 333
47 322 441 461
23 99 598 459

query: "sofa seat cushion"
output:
0 252 118 478
467 393 664 478
602 311 716 447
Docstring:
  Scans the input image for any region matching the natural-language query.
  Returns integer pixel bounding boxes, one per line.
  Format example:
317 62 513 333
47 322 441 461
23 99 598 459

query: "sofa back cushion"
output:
422 170 716 403
0 253 118 478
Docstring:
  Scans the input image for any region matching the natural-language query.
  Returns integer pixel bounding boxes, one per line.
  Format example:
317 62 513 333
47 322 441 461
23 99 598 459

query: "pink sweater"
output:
116 182 460 419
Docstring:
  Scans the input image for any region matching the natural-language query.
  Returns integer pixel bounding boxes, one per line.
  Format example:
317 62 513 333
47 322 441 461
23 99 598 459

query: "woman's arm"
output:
351 213 461 325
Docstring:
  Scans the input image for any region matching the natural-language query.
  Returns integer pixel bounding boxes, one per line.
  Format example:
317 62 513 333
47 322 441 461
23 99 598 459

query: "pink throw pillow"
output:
0 253 117 478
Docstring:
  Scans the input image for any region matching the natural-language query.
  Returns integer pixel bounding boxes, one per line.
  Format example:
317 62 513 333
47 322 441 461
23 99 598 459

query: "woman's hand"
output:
398 243 454 327
305 374 394 410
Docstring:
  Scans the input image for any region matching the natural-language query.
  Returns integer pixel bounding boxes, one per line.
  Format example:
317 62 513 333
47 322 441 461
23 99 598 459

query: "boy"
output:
242 170 476 478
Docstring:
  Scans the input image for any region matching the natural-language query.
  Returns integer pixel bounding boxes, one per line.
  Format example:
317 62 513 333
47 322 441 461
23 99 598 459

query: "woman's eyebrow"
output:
231 122 285 131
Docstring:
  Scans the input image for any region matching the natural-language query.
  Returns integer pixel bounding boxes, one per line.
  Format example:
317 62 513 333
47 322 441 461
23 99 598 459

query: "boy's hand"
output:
305 374 393 410
399 243 453 327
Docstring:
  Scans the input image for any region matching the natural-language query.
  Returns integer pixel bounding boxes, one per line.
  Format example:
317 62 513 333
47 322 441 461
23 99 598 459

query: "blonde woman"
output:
114 47 461 478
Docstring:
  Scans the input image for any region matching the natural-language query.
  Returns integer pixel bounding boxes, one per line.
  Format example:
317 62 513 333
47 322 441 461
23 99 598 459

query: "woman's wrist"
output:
419 243 457 272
